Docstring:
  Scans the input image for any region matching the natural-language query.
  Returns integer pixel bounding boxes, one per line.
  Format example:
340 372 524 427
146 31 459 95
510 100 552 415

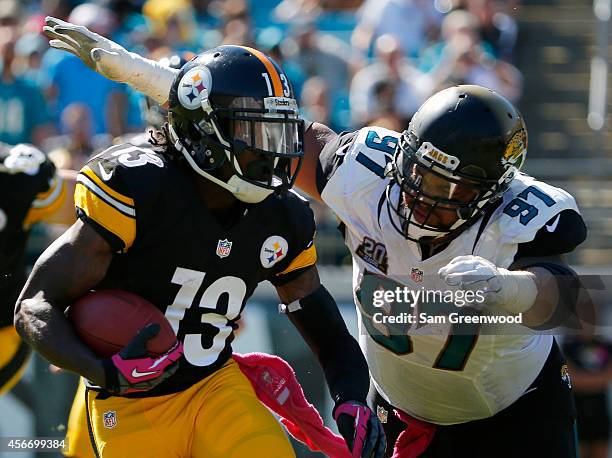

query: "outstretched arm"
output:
43 17 339 204
43 16 176 104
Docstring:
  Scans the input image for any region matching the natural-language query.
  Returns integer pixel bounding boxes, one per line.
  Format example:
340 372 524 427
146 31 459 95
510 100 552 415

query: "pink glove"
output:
102 323 183 395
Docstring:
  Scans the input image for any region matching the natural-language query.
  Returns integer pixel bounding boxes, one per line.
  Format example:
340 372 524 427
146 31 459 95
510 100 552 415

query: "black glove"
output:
334 400 386 458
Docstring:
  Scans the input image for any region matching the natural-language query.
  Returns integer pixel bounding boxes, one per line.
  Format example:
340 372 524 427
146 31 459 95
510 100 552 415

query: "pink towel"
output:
233 352 351 458
392 409 437 458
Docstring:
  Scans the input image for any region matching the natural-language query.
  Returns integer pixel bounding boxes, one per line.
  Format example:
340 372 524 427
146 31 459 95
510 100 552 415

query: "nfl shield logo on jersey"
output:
410 268 423 283
561 364 572 389
376 405 388 424
216 239 233 258
103 411 117 429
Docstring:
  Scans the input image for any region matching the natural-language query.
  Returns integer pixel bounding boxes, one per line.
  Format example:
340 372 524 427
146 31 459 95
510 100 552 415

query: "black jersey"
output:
0 144 66 327
74 144 317 395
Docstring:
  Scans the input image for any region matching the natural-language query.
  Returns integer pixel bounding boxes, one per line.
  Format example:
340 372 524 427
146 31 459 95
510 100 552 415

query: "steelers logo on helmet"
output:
260 235 288 268
177 66 212 110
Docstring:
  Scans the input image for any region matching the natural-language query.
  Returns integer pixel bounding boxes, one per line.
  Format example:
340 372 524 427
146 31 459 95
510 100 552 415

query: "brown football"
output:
68 289 177 358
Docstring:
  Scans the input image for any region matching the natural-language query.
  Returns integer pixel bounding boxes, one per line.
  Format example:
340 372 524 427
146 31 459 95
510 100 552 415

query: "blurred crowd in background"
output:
4 3 612 457
0 0 525 264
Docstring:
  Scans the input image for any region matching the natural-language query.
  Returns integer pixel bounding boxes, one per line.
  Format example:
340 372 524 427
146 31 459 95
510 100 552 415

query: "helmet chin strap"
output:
170 125 273 203
225 175 273 203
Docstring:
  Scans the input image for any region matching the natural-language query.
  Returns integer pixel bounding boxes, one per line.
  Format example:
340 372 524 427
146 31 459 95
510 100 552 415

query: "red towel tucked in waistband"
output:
233 352 351 458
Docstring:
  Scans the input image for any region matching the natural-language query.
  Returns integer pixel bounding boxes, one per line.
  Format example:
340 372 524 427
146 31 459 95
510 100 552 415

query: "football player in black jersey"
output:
0 143 75 395
15 45 385 458
61 52 193 458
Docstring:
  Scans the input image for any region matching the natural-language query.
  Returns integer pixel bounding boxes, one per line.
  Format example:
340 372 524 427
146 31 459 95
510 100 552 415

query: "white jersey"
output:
319 126 583 424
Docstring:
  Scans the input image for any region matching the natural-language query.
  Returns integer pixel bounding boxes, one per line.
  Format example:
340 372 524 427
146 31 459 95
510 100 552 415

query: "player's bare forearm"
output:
277 267 369 403
16 292 105 384
14 220 112 385
296 122 337 202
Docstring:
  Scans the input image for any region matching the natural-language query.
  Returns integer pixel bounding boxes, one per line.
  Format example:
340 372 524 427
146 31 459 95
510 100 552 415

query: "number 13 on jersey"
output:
164 267 247 367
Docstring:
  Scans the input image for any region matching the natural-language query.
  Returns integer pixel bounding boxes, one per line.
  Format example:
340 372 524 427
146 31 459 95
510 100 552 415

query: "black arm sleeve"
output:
286 284 369 405
514 209 587 260
511 211 589 331
315 131 358 196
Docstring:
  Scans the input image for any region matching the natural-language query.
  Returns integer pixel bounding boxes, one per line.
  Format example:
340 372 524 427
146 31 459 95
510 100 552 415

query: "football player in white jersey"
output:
42 20 588 457
300 85 586 458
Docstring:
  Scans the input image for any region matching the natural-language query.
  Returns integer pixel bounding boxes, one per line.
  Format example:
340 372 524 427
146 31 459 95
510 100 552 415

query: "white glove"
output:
438 255 538 314
43 16 177 104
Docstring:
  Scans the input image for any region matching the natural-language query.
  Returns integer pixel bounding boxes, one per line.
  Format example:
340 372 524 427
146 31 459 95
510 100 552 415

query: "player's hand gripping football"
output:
42 16 176 103
438 255 538 314
102 323 183 395
334 401 386 458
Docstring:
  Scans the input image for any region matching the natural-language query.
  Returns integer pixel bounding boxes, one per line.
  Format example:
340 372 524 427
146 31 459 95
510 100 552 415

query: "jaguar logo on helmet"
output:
502 128 527 170
177 66 213 110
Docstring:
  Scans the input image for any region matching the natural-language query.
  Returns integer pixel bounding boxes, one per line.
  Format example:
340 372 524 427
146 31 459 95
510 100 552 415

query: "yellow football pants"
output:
0 325 31 395
83 359 295 458
65 379 95 457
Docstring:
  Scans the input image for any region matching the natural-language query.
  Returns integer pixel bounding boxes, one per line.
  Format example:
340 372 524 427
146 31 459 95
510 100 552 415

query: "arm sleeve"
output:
514 209 587 260
287 285 369 404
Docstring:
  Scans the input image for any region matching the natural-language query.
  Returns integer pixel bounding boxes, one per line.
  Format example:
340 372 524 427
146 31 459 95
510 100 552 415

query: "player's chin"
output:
412 211 455 230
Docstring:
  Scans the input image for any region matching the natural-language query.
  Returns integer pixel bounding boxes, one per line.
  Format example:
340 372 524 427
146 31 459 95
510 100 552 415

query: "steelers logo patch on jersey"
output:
260 235 288 268
178 66 213 110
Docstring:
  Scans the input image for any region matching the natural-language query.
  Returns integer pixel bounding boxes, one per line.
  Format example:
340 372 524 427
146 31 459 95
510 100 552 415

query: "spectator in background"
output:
256 26 307 99
45 103 110 171
349 34 432 128
563 329 612 458
418 9 522 102
367 80 408 132
39 0 74 20
191 0 219 27
352 0 443 59
14 32 48 84
464 0 518 61
43 3 130 137
428 17 523 102
0 33 54 146
273 0 324 23
218 0 255 46
419 8 482 73
143 0 198 51
300 76 347 133
284 19 357 99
